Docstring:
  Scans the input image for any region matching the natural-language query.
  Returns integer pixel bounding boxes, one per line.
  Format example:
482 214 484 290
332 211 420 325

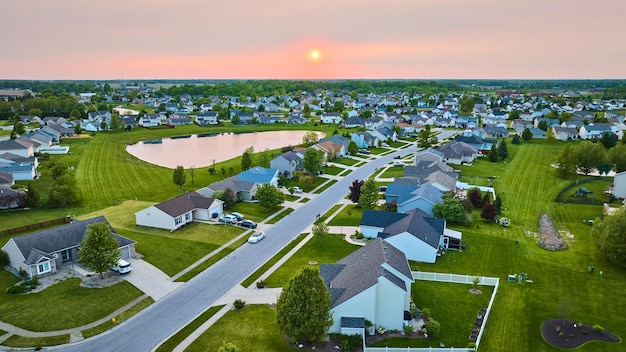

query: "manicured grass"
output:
333 157 359 166
175 236 249 282
282 176 327 193
369 282 493 348
0 334 69 348
185 305 300 352
264 234 359 287
266 207 294 224
327 204 364 226
458 175 491 187
369 147 388 155
312 179 337 194
240 233 307 288
81 297 155 338
323 164 345 175
229 202 282 223
379 165 405 178
155 305 225 352
0 273 143 331
315 204 343 224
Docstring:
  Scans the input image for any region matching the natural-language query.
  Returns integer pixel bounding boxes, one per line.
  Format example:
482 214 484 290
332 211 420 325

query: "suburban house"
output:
270 150 303 178
0 140 35 158
0 186 24 210
370 126 398 143
351 132 380 148
138 113 164 127
166 113 191 126
0 171 13 186
321 112 342 124
320 238 414 334
135 192 224 231
436 142 479 165
201 166 279 201
404 157 458 193
613 171 626 199
285 115 307 124
359 208 462 263
453 133 496 152
196 112 219 126
314 140 346 159
87 111 112 126
19 115 42 125
552 127 579 141
474 126 509 139
527 127 547 139
579 124 614 140
1 216 136 278
385 182 443 216
237 166 279 187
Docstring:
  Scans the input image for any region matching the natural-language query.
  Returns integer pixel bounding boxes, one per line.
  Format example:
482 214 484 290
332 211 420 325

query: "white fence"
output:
364 272 500 352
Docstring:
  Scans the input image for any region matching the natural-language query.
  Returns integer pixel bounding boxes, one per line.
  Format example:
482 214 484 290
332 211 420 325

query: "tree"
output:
348 180 364 203
468 188 482 208
487 144 498 162
433 193 466 224
497 139 508 160
554 145 578 179
358 178 379 209
511 134 521 145
25 182 40 208
302 131 319 146
303 148 324 175
509 110 520 120
347 141 359 156
74 124 83 135
218 342 240 352
521 128 533 142
591 208 626 268
110 113 121 131
480 202 497 222
48 172 81 208
241 149 253 171
600 132 617 149
608 144 626 172
221 188 237 209
255 184 285 212
546 126 556 142
173 165 186 191
312 223 329 241
576 141 606 175
231 115 241 125
276 265 333 343
78 222 121 279
493 196 502 215
13 121 26 135
537 119 548 131
259 148 272 167
49 160 68 180
459 95 475 115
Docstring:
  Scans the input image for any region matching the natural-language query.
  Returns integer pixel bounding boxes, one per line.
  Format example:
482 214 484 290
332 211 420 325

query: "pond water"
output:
125 130 324 168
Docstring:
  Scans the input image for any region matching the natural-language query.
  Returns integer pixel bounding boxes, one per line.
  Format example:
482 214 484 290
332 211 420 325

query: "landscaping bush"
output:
7 284 30 294
256 280 267 288
425 320 441 337
233 299 246 309
404 324 414 335
420 307 432 319
339 334 362 351
0 250 8 266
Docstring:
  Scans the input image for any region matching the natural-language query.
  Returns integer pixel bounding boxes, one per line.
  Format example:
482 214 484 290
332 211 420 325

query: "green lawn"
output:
175 236 249 282
323 164 345 175
379 166 405 178
265 207 294 224
313 179 337 194
0 272 143 331
327 204 364 226
264 234 359 287
1 334 69 348
315 204 342 224
333 157 359 166
81 297 154 338
229 202 282 223
370 282 493 348
184 305 300 352
155 305 225 352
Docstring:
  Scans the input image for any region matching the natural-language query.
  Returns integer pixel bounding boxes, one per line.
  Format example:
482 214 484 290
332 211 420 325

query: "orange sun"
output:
310 50 320 60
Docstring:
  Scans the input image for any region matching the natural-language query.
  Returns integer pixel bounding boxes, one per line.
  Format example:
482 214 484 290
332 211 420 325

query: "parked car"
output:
292 186 303 194
248 231 265 243
358 149 371 155
238 220 257 229
379 186 387 192
229 212 244 221
394 154 401 159
111 259 132 274
393 161 404 167
219 214 238 224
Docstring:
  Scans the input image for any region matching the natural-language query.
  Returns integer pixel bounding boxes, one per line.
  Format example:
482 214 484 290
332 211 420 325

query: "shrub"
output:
404 324 414 335
467 342 477 350
339 334 362 351
7 285 30 294
593 324 604 331
18 267 28 279
425 320 441 337
256 280 267 288
355 232 364 240
233 299 246 309
0 250 8 266
420 307 432 319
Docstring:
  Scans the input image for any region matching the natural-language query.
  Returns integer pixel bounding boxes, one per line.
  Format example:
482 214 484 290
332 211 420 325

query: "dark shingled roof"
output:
320 238 412 307
9 216 135 264
154 191 216 217
341 317 365 329
360 210 407 227
378 208 444 249
208 176 256 193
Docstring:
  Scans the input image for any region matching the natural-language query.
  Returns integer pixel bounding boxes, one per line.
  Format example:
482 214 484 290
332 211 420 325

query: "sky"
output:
1 0 625 80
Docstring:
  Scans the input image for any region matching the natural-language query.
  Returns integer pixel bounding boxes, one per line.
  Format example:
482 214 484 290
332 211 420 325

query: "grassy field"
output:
264 233 360 287
184 305 300 352
265 207 294 224
155 305 225 352
0 334 69 348
379 165 405 178
327 204 364 226
0 271 143 331
81 297 154 338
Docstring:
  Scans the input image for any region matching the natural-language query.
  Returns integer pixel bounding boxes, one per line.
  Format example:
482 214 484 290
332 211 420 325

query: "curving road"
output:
55 145 417 352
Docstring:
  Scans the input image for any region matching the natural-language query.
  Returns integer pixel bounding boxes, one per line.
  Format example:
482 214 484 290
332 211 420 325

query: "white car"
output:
292 186 303 194
248 231 265 243
219 214 238 224
112 259 132 274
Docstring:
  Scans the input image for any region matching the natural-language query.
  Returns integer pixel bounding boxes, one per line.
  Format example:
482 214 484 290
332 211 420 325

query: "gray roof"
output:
320 134 351 148
360 210 407 227
386 182 443 206
0 171 13 184
320 238 411 307
153 191 216 217
438 141 478 159
0 139 32 151
8 216 135 264
208 176 256 193
378 208 444 249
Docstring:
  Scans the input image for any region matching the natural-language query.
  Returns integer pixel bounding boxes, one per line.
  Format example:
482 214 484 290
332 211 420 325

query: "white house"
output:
138 113 164 127
196 112 219 125
0 140 34 158
135 192 223 231
359 208 461 263
320 238 414 334
613 171 626 199
320 112 342 124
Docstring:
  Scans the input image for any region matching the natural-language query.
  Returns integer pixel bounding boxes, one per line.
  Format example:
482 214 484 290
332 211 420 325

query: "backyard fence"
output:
554 176 612 205
364 272 500 352
0 216 71 237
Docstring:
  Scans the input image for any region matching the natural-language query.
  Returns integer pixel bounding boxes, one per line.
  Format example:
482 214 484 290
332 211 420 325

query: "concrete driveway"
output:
122 258 183 301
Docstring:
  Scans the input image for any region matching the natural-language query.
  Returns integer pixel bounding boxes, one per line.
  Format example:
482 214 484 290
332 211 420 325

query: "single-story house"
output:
527 127 547 139
1 216 136 278
135 192 224 231
359 208 461 263
314 140 346 159
0 139 35 158
237 166 279 187
320 238 414 334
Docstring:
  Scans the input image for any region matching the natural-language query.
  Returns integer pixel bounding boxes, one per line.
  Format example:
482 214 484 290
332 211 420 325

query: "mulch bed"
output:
542 318 620 349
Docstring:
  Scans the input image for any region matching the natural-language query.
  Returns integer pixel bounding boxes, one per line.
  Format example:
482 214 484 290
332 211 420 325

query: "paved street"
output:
50 145 417 352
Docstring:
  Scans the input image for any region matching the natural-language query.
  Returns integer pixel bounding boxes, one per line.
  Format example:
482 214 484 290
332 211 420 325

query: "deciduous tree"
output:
78 222 121 279
302 131 319 146
255 184 285 212
348 180 364 203
480 202 497 222
608 144 626 172
591 208 626 268
173 165 186 191
576 141 606 175
521 128 533 142
303 148 324 175
347 141 359 156
276 265 333 343
358 178 379 209
433 193 466 224
554 145 578 179
241 148 253 171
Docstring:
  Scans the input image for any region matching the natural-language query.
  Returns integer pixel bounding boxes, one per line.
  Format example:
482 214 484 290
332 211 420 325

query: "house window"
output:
61 249 70 262
37 262 51 275
185 213 191 222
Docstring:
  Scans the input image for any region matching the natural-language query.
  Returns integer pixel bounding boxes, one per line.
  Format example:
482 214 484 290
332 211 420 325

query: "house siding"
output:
398 198 435 216
329 286 377 334
135 206 177 231
361 225 383 239
614 172 626 199
385 232 438 263
375 278 409 331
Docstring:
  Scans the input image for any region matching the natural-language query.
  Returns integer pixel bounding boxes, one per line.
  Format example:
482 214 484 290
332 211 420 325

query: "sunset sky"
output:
1 0 625 80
